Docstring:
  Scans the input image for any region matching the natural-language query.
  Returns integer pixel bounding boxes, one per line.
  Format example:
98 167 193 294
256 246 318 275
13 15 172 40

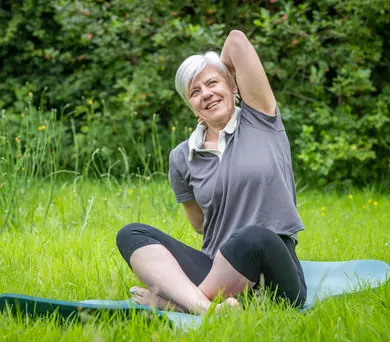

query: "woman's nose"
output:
202 88 213 100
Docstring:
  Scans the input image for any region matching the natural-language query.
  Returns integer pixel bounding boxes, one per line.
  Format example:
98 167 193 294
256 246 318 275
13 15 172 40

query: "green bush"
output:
0 0 389 187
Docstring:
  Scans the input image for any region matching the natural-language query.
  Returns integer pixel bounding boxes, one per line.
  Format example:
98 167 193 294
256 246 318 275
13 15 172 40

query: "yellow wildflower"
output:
188 127 193 132
28 92 33 97
146 176 151 181
321 207 326 211
374 201 378 206
171 126 176 132
368 199 372 204
15 136 21 143
87 99 93 105
128 188 134 195
348 194 353 199
20 113 25 118
321 213 325 217
18 154 22 159
38 125 47 131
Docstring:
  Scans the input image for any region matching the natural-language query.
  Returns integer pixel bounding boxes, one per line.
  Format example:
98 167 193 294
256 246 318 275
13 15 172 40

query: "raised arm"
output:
220 30 277 116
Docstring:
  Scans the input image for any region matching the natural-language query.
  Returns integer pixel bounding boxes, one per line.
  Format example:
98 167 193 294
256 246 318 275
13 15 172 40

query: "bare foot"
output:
215 297 240 312
130 287 239 315
130 286 187 312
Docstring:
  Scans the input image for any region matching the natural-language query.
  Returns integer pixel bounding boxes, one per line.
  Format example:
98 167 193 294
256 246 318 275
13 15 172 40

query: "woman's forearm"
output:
220 30 276 115
182 200 204 235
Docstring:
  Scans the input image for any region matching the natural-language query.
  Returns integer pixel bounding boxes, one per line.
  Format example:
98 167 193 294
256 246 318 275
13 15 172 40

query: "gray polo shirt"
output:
168 101 304 259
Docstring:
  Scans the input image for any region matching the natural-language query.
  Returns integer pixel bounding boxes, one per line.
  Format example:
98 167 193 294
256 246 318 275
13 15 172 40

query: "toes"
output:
131 293 145 305
130 286 145 297
132 297 142 305
225 297 240 308
215 297 240 313
130 287 154 306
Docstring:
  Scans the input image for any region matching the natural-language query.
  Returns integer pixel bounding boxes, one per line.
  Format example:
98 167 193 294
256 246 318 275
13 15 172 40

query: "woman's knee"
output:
234 225 281 252
116 223 162 267
117 223 145 246
116 222 159 253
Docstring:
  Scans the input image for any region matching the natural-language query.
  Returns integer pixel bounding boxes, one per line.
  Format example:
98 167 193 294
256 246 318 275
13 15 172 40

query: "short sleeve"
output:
240 100 285 132
168 150 195 203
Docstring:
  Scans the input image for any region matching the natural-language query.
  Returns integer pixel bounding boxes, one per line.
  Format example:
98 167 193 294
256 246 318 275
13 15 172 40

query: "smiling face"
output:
188 65 237 129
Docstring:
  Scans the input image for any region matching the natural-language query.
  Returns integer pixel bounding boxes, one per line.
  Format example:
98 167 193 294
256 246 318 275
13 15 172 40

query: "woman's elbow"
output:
194 226 204 235
228 30 248 44
191 219 204 234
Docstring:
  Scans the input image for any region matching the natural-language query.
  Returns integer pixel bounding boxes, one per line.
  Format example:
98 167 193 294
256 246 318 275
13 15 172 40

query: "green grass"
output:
0 181 389 341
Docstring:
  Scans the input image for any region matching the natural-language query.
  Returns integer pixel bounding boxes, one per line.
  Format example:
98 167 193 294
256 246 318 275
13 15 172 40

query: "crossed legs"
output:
128 244 244 313
116 224 306 314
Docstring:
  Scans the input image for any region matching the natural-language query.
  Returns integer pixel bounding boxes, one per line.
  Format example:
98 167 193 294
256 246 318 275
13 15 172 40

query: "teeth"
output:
207 101 220 109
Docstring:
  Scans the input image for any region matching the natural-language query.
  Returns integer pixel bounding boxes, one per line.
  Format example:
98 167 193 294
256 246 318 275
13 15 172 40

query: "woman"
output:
116 30 307 314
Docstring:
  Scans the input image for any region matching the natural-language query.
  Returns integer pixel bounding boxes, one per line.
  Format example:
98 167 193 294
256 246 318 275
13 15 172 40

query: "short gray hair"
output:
175 51 232 108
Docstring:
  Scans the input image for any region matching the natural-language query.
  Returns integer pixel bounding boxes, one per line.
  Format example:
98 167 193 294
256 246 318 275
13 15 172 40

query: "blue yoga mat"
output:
1 260 389 330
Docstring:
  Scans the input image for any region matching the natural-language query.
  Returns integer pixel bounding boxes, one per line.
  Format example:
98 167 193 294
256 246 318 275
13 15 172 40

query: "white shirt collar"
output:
188 106 240 161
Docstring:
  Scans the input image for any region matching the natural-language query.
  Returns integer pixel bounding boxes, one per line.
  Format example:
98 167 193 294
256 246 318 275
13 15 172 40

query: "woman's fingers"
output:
197 117 207 126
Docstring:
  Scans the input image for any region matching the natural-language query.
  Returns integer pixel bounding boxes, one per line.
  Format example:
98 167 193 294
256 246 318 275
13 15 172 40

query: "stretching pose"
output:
117 30 307 313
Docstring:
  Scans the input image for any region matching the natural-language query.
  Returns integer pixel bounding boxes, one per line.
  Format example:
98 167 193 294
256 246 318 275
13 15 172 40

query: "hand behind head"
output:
197 117 207 126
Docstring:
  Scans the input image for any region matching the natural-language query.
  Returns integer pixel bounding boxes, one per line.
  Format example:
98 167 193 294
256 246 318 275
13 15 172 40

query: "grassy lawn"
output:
0 180 389 341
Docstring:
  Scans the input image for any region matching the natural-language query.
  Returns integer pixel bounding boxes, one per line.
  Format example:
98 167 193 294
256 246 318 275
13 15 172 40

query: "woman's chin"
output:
199 105 234 126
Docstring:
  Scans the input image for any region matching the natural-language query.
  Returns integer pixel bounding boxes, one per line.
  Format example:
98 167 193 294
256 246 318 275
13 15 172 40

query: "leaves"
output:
0 0 389 185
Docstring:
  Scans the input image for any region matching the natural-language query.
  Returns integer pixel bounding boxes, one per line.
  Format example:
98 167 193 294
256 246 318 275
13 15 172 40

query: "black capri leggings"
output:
116 223 307 307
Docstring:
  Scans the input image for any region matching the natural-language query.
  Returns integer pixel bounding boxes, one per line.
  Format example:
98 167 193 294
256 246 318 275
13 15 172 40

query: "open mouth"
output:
205 100 221 110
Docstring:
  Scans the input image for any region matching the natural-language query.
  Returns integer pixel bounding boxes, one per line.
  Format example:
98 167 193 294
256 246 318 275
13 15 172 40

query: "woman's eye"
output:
209 81 216 86
190 90 199 97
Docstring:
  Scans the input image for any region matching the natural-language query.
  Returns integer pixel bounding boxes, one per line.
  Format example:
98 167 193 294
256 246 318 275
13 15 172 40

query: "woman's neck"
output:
204 126 222 142
204 115 232 142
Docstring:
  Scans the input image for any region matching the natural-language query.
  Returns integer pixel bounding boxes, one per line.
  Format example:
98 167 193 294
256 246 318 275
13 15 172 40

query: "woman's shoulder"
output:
169 140 190 164
239 100 285 132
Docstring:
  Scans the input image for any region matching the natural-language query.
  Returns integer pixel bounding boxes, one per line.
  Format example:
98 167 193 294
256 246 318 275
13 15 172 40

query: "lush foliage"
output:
1 0 389 186
1 180 389 340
